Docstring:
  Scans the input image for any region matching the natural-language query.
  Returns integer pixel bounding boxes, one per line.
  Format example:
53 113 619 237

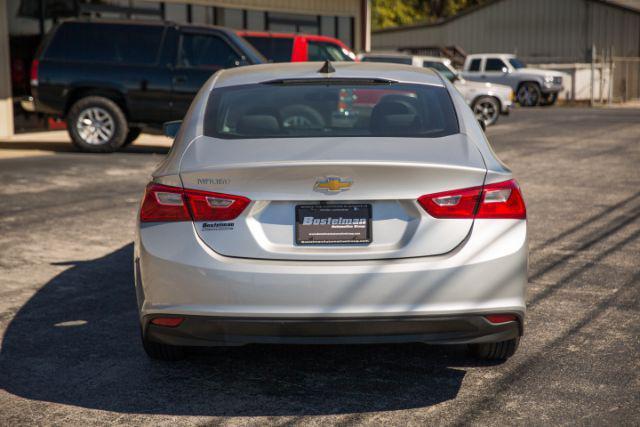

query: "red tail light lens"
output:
183 189 251 221
30 59 39 87
418 179 526 219
475 180 526 219
140 184 190 222
140 183 251 223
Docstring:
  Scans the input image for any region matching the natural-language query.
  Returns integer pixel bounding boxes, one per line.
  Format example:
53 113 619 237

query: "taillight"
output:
183 188 251 221
418 179 526 219
140 183 250 223
30 59 39 87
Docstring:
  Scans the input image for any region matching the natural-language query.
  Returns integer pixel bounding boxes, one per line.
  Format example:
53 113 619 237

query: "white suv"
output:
360 53 513 126
462 54 564 107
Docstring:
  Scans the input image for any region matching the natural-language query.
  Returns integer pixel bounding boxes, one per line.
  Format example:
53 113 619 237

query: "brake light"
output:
30 59 39 87
140 183 250 223
183 188 251 221
418 179 526 219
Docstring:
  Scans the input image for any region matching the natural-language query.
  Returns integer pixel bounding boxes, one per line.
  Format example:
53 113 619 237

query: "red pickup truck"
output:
237 31 356 62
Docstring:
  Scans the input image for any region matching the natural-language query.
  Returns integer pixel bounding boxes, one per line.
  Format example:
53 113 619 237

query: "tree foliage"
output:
372 0 489 30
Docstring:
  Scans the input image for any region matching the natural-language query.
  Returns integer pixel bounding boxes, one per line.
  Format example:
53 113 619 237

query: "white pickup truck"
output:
359 53 513 126
461 53 564 107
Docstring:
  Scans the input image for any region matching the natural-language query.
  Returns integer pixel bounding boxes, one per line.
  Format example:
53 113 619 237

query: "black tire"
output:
141 333 186 361
67 96 128 152
469 337 520 360
123 127 142 146
472 96 500 126
540 92 558 106
516 82 541 107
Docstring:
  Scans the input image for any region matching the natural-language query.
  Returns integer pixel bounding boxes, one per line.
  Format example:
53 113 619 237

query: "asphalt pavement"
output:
0 107 639 425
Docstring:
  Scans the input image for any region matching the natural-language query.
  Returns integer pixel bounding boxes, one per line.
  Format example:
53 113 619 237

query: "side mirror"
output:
163 120 182 138
501 66 509 74
478 118 487 131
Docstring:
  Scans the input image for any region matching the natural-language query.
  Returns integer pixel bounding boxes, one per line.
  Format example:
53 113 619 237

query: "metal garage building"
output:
0 0 371 137
372 0 640 63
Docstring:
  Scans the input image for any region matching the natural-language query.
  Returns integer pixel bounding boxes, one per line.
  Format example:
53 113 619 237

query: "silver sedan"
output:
134 62 528 361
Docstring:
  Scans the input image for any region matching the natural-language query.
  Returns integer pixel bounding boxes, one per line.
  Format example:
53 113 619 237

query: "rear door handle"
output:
173 75 187 84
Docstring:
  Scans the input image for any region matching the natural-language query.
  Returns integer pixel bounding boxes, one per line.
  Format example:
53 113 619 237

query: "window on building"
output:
179 33 240 68
485 58 507 72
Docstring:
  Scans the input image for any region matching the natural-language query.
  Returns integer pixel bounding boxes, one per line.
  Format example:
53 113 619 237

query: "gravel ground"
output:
0 107 639 425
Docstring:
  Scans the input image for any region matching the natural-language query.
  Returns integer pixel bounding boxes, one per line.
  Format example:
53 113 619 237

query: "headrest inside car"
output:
237 114 280 136
370 101 421 135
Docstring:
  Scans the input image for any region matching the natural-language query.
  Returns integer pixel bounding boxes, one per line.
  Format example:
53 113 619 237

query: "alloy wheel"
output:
76 107 115 145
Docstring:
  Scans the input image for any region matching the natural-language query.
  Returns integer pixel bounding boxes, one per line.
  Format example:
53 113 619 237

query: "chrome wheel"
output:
473 98 499 126
76 107 115 145
516 83 541 107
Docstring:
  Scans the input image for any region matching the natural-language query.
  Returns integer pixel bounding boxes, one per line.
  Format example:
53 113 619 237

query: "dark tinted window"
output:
423 61 456 82
485 58 507 71
244 36 293 62
307 41 353 61
362 56 412 65
205 82 458 139
179 33 240 68
468 58 481 71
44 23 163 65
509 58 526 69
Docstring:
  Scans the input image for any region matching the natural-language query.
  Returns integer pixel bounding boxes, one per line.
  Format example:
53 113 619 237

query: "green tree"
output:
372 0 488 30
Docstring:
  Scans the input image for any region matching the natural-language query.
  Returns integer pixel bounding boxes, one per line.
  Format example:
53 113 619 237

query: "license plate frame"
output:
295 204 372 245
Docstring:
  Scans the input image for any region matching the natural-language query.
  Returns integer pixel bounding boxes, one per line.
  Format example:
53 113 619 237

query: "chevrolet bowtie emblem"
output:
314 176 353 193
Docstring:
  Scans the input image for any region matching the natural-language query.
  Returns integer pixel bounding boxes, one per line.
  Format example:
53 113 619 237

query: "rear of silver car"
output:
134 63 527 361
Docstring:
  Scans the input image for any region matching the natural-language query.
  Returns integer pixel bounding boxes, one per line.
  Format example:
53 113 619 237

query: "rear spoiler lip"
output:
261 77 398 85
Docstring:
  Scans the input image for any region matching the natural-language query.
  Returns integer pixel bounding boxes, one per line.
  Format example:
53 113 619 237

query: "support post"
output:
0 0 14 138
590 44 596 106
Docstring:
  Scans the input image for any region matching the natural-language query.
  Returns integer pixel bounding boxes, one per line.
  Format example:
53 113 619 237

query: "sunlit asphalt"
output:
1 107 639 425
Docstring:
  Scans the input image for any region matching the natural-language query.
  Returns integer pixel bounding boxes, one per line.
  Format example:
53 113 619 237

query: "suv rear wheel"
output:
67 96 128 152
516 82 541 107
469 337 520 360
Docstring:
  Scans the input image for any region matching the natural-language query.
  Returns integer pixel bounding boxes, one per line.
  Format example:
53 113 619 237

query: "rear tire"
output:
123 127 142 146
142 333 186 361
67 96 128 152
472 96 500 126
516 82 541 107
469 337 520 360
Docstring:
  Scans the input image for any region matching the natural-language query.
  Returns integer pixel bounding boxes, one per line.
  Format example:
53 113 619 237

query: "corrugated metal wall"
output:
372 0 640 63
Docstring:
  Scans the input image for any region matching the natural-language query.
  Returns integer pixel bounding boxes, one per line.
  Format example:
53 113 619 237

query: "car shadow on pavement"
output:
0 141 169 155
0 244 477 416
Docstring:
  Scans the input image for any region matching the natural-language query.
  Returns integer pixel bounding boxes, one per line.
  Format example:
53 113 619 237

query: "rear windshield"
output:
361 56 412 65
204 82 458 139
44 22 163 65
244 36 293 62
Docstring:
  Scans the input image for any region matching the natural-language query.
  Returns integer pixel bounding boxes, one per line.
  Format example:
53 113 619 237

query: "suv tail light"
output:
418 179 526 219
140 183 251 223
30 59 39 87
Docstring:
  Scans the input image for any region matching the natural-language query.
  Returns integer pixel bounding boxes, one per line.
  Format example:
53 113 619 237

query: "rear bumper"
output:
144 314 521 346
135 218 528 340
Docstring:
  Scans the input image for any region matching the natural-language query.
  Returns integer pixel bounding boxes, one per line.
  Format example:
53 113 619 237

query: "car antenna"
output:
318 60 335 74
